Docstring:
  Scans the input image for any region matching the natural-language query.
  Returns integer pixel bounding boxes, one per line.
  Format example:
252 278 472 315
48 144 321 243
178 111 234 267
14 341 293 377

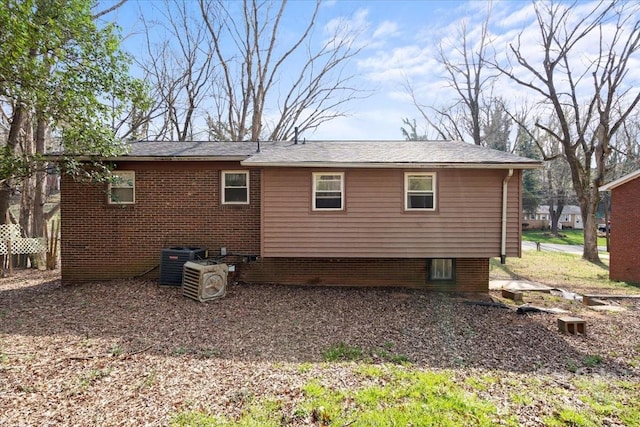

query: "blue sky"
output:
107 0 640 141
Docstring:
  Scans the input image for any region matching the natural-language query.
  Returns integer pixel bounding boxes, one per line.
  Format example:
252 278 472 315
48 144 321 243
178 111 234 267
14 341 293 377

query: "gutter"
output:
44 155 250 162
240 161 542 170
501 168 514 264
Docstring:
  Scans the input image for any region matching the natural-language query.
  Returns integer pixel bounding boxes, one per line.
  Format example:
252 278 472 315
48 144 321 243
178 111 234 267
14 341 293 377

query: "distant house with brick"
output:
600 169 640 284
59 140 541 291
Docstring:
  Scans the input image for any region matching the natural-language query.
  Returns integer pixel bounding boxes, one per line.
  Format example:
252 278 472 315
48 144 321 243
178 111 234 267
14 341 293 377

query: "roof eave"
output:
240 161 543 169
47 155 250 162
599 168 640 191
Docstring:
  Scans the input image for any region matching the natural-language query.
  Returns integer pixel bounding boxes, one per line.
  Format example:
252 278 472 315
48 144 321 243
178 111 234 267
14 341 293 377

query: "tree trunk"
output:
580 186 601 263
33 114 47 239
0 186 11 225
1 104 27 224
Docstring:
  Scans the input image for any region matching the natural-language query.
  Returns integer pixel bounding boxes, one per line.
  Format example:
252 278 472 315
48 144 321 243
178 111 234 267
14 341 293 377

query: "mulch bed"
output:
1 269 638 425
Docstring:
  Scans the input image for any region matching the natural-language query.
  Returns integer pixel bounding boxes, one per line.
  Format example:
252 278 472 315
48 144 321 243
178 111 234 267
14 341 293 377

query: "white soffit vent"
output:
182 261 229 302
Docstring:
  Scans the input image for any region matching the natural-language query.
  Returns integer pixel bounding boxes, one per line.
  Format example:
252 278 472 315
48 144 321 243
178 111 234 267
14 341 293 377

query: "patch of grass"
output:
534 377 640 427
322 342 410 365
566 360 579 373
168 369 638 427
465 374 499 392
545 408 600 427
354 364 387 379
173 347 189 356
583 354 603 367
200 348 221 359
171 398 285 427
79 368 112 390
170 411 222 426
522 229 606 246
510 392 534 406
108 345 123 357
297 368 510 427
137 371 157 391
322 342 363 362
297 363 313 373
490 250 638 294
372 348 410 365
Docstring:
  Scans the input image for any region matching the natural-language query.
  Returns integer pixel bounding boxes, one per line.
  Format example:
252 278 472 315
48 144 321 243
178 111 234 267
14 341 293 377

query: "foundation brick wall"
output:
61 161 490 290
239 257 489 291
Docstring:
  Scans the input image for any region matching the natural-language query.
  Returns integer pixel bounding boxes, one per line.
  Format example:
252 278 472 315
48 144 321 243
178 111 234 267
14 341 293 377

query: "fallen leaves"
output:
0 269 638 425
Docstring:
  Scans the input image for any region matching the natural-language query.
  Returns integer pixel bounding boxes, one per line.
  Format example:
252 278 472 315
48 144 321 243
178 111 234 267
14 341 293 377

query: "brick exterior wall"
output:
60 161 490 290
239 258 489 291
60 161 261 283
609 178 640 283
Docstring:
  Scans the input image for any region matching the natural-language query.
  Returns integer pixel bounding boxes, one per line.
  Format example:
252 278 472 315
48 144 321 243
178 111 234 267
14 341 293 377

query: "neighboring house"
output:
600 169 640 284
59 140 541 291
523 205 583 230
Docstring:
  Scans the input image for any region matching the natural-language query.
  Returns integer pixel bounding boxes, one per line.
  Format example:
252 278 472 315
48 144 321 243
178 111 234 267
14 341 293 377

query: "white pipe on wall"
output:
501 169 514 264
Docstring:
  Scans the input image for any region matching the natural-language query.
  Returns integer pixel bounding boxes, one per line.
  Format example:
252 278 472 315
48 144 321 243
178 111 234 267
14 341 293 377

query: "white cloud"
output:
372 20 399 39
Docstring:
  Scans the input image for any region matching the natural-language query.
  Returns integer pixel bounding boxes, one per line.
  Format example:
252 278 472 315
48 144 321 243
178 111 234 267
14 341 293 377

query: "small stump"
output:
502 289 524 303
558 317 586 335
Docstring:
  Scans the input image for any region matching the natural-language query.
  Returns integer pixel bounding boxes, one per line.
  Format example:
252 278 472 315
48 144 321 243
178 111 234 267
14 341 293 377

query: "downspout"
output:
501 169 514 264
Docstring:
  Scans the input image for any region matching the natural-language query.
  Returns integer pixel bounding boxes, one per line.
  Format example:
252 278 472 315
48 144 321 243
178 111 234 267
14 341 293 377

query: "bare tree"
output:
482 98 512 152
407 4 498 145
199 0 363 141
404 82 464 140
135 0 217 141
400 118 429 141
495 1 640 262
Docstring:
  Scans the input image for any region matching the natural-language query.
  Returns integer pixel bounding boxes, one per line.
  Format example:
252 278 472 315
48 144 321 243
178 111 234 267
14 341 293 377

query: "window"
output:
222 171 249 204
405 173 435 210
428 258 454 281
108 171 135 204
313 172 344 210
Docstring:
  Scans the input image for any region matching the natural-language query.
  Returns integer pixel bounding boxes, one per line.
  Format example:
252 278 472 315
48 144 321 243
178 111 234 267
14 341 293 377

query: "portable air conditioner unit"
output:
182 261 228 302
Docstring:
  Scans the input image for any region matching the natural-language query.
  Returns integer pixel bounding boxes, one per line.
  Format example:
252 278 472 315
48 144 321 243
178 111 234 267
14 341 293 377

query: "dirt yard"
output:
1 269 639 425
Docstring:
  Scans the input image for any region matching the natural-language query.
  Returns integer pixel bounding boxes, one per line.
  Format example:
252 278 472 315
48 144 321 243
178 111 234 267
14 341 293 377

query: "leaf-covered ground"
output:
1 269 638 426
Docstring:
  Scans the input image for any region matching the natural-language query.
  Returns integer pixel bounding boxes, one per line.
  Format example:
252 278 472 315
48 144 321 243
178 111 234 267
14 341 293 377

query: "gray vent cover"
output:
182 261 228 302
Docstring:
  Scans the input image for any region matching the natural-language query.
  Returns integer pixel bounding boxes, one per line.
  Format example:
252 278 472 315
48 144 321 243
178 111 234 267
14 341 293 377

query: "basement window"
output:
405 173 435 210
428 258 455 282
108 171 135 205
222 171 249 204
313 172 344 210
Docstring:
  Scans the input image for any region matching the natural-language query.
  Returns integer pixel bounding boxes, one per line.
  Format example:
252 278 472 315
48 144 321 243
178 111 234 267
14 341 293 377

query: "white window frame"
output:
405 172 436 211
108 171 135 205
429 258 454 281
312 172 344 211
222 170 250 205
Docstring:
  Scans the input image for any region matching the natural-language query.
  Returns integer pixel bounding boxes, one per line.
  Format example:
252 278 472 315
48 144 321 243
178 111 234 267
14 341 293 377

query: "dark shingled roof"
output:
84 140 541 168
241 140 541 168
125 140 265 158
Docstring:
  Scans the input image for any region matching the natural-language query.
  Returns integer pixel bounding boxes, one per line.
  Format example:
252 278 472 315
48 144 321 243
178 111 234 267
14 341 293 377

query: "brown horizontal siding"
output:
261 168 521 258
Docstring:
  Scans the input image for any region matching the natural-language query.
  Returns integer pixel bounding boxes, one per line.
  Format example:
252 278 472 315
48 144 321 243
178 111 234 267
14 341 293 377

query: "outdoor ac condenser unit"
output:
182 261 228 302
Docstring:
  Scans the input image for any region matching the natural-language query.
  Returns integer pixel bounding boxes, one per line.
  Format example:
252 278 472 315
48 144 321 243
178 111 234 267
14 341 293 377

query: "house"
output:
599 169 640 284
522 205 584 230
59 140 541 291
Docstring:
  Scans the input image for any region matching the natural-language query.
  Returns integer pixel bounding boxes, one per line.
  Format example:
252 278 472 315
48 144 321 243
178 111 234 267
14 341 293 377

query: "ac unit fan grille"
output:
182 261 228 302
